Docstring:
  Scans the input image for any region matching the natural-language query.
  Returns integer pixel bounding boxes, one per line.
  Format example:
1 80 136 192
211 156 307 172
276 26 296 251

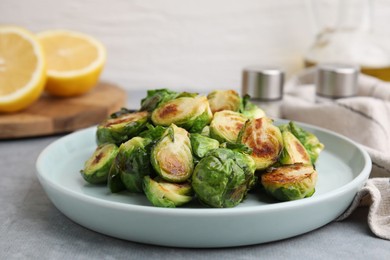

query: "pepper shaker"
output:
241 66 284 118
315 63 359 103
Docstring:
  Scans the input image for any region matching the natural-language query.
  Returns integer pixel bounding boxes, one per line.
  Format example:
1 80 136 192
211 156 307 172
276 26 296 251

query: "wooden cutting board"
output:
0 82 127 139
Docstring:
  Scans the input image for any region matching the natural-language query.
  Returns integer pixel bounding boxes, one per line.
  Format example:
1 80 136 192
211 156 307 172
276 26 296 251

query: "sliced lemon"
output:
37 30 106 97
0 26 46 113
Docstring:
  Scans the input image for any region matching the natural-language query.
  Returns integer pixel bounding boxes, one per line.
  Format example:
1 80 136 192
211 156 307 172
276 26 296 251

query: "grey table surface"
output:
1 91 390 259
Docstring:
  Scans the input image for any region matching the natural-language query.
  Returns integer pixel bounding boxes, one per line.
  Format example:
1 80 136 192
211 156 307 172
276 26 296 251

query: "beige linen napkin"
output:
281 68 390 240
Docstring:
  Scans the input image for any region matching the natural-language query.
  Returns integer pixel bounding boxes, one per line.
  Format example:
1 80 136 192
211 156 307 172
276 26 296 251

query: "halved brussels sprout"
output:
239 95 266 119
138 124 166 140
261 164 318 201
96 111 149 145
238 117 283 170
140 89 178 112
109 107 134 118
279 130 311 165
200 125 210 136
114 137 153 193
190 133 219 158
209 110 248 143
207 90 241 114
175 92 199 98
192 148 256 208
151 124 194 182
80 143 119 184
143 176 193 207
151 95 212 133
107 162 126 193
220 142 252 154
282 121 324 164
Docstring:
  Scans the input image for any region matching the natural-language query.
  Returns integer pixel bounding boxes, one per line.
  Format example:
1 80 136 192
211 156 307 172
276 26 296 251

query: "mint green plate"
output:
36 120 371 248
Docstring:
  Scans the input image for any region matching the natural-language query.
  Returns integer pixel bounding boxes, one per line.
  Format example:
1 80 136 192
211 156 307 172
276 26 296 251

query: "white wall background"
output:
1 0 390 93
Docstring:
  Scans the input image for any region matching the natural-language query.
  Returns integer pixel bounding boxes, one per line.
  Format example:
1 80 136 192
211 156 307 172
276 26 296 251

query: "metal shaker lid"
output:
315 63 359 98
242 66 284 101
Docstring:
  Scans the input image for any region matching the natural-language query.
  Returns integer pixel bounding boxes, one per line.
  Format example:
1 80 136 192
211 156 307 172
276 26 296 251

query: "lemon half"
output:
0 26 46 113
37 30 106 97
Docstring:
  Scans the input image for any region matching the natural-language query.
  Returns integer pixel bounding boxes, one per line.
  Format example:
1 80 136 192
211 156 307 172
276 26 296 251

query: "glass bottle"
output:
304 0 390 81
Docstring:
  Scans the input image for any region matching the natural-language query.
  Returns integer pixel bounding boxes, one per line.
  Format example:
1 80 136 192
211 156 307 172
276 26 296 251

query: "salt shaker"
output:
315 63 359 103
241 66 284 118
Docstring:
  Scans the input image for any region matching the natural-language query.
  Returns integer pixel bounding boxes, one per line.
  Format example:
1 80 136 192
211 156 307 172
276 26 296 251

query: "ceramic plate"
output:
36 120 371 248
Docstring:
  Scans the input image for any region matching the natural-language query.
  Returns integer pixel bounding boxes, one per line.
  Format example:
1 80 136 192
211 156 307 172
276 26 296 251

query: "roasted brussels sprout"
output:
190 133 219 158
107 162 126 193
151 95 212 133
175 92 199 98
82 87 325 208
261 164 318 201
109 107 134 118
80 143 119 184
239 95 266 119
192 148 256 208
140 89 178 112
279 130 311 165
209 110 248 143
138 124 166 140
114 137 153 193
143 176 193 207
220 142 252 154
282 122 324 164
238 117 283 170
207 90 241 114
96 111 149 145
200 125 210 136
151 124 194 182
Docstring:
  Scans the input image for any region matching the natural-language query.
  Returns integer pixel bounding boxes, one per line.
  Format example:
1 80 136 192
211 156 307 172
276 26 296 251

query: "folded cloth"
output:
336 178 390 240
281 68 390 240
